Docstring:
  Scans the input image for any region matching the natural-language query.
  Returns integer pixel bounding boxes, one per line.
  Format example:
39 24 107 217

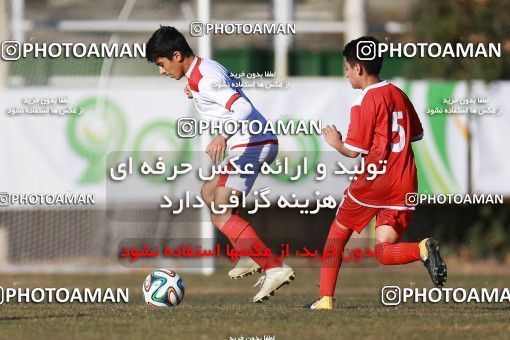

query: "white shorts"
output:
217 140 278 193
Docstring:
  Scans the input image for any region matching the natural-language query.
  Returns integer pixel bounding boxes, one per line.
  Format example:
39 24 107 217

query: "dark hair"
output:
342 36 383 75
146 26 194 62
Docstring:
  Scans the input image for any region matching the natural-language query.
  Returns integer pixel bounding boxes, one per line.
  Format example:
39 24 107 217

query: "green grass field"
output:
1 261 509 340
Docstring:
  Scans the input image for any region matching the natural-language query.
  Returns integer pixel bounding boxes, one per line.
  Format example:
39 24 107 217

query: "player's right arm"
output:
206 135 227 165
322 125 360 158
408 100 424 142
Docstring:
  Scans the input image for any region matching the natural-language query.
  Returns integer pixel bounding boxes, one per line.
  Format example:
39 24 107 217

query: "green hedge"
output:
9 49 406 79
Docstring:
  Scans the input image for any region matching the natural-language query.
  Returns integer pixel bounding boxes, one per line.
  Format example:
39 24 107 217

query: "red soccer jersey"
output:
343 80 423 209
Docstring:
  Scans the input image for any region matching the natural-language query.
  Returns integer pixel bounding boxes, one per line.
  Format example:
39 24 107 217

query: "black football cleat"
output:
419 238 447 287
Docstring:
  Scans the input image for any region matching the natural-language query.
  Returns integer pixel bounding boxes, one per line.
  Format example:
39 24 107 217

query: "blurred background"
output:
0 0 509 274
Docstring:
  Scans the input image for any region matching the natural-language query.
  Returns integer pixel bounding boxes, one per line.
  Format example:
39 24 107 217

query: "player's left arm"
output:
322 125 359 158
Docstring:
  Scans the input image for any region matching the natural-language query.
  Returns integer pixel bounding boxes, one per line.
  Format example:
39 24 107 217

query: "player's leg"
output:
374 210 447 287
306 193 375 310
374 225 421 265
210 185 294 302
200 174 219 208
222 142 275 279
305 219 353 310
201 175 262 278
210 186 281 270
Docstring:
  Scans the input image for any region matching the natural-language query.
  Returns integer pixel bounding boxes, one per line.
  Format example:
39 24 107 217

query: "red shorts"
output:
335 191 414 237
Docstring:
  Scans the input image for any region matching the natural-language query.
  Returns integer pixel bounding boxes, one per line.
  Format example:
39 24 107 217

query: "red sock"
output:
319 222 353 298
221 215 282 270
375 242 420 265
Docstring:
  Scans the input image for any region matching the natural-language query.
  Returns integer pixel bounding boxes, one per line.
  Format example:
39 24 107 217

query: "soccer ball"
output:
142 269 185 307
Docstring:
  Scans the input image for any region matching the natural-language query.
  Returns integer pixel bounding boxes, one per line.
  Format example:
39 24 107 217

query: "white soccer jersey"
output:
185 56 277 149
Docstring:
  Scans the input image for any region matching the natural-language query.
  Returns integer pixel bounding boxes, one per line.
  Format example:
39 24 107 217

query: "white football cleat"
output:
228 257 262 279
252 263 295 303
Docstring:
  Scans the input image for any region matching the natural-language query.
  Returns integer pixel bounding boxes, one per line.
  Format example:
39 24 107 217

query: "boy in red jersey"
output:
305 37 447 310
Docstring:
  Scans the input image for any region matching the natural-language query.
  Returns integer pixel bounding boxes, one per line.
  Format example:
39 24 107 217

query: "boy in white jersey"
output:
146 26 294 303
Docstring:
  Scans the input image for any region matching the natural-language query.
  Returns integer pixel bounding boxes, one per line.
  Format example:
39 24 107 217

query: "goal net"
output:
1 0 215 274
